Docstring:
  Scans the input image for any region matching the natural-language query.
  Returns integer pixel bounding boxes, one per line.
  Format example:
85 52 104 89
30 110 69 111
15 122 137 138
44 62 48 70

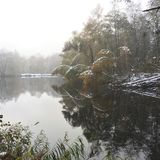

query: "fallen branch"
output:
123 74 160 88
143 6 160 12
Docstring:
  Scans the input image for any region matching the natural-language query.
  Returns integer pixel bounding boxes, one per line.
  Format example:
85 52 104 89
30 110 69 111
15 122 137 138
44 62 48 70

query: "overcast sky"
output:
0 0 149 57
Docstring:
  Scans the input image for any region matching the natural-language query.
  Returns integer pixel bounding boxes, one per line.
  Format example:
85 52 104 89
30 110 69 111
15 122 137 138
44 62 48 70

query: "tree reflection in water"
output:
52 82 160 160
0 77 63 103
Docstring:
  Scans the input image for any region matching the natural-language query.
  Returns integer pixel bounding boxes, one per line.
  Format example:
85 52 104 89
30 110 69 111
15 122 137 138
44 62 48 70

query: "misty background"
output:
0 49 61 76
0 0 148 57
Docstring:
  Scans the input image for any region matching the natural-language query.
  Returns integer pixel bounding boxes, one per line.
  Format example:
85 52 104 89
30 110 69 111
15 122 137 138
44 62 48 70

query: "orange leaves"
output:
79 51 116 94
96 49 113 58
92 57 115 73
79 70 94 93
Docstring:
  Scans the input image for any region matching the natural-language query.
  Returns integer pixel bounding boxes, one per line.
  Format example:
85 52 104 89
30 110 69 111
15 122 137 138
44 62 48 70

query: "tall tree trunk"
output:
88 44 94 64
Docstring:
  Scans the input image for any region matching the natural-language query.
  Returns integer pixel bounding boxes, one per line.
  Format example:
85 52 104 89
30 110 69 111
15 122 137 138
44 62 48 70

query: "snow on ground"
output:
21 73 53 78
123 73 160 86
123 73 160 99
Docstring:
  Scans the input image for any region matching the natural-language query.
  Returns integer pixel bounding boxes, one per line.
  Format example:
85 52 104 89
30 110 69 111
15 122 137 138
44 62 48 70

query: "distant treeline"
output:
0 49 61 76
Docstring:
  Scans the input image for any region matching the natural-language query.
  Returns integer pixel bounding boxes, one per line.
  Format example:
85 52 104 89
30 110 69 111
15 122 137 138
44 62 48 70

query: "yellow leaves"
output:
79 70 94 93
92 57 115 73
96 49 113 58
79 51 116 94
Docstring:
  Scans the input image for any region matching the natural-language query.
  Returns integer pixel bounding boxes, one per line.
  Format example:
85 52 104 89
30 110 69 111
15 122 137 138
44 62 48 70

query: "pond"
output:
0 77 84 145
0 77 160 159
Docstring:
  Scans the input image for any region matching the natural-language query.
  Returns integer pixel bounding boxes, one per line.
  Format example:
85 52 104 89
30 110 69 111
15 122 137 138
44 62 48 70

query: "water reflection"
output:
0 77 63 103
0 77 83 145
55 82 160 160
1 77 160 159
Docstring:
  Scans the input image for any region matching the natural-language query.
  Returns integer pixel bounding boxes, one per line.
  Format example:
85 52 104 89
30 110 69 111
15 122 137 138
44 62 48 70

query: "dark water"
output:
0 77 160 159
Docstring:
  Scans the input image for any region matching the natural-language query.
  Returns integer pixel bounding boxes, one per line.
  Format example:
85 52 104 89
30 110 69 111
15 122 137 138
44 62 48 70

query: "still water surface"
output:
0 77 83 145
0 77 160 159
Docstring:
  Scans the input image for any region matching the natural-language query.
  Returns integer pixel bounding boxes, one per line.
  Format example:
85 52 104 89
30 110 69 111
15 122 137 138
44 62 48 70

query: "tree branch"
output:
143 6 160 12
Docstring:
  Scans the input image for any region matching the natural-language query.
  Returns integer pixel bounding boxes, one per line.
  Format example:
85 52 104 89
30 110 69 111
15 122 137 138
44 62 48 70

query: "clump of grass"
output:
0 122 122 160
47 133 85 160
0 122 32 159
0 122 86 160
